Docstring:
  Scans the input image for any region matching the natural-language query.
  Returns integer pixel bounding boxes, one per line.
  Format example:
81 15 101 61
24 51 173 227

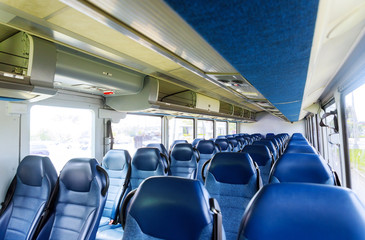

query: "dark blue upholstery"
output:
214 138 232 152
285 145 317 154
205 153 260 240
123 176 224 240
170 143 198 179
196 140 219 182
36 158 107 240
235 136 247 151
253 140 277 161
0 155 57 240
242 145 272 184
238 183 365 240
269 153 335 184
170 140 188 152
227 137 240 152
217 135 227 139
146 143 169 170
99 150 130 227
192 138 204 148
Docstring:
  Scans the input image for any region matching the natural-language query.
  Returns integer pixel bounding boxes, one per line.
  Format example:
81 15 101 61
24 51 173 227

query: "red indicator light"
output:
103 91 114 95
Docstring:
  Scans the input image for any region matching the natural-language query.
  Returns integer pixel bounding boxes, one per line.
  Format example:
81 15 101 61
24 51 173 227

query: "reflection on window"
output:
112 115 161 156
169 118 193 147
30 105 93 172
324 103 342 182
197 120 213 139
216 121 227 136
345 85 365 203
228 122 237 134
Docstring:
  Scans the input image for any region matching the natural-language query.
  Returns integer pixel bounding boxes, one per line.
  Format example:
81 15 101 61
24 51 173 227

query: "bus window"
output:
30 105 93 172
216 121 227 136
228 122 237 134
112 114 162 156
169 118 194 146
323 103 343 182
197 120 213 139
345 84 365 202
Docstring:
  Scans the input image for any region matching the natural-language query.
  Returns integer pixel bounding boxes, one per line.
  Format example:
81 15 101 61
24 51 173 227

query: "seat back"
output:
170 143 198 179
0 155 57 240
123 176 224 240
192 138 204 148
235 136 247 151
227 137 240 152
146 143 169 170
269 153 335 184
214 138 232 152
99 149 131 226
196 140 219 182
205 152 260 240
284 145 317 154
169 140 188 152
253 140 277 161
242 145 272 184
128 148 166 192
238 183 365 240
36 158 108 240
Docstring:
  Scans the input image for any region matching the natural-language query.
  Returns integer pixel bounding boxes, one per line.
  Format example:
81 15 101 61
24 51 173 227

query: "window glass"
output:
112 115 162 156
197 120 213 139
228 122 237 134
324 103 343 182
30 105 93 172
345 84 365 203
216 121 227 136
169 118 193 147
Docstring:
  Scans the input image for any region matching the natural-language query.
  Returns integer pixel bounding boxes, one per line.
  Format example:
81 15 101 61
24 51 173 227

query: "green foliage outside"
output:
350 149 365 173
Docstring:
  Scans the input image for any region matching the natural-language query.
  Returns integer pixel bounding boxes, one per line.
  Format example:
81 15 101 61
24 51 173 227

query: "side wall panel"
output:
0 101 21 202
240 112 305 135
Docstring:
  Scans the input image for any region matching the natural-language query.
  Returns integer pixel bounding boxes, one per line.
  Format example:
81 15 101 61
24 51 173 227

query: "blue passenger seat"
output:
35 158 108 240
284 144 317 154
237 183 365 240
242 145 272 184
269 153 335 185
196 140 219 182
122 176 225 240
214 138 232 152
146 143 169 171
169 143 198 179
205 152 261 240
192 138 204 148
99 150 131 227
227 137 240 152
169 140 188 152
253 140 278 161
0 155 57 240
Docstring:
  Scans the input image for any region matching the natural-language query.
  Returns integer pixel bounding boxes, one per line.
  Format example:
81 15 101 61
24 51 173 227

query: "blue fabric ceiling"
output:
165 0 319 122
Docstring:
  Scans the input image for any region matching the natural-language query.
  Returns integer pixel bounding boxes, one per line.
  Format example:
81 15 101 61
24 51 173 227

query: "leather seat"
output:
242 145 272 184
169 140 188 152
0 155 57 240
99 150 131 227
122 176 225 240
35 158 108 240
196 140 219 182
192 138 204 148
237 183 365 240
146 143 169 170
227 137 240 152
169 143 198 179
205 152 261 240
253 140 278 161
269 153 335 184
214 138 232 152
284 145 317 154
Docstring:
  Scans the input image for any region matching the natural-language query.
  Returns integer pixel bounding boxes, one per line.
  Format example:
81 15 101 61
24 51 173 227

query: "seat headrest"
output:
214 139 229 150
285 145 316 154
103 149 131 170
17 155 57 187
60 158 98 192
253 141 275 152
128 176 213 239
209 152 256 184
196 140 216 154
146 143 167 155
171 143 194 161
242 145 271 165
227 137 238 146
192 138 204 147
270 153 334 184
238 183 365 239
217 135 226 139
132 148 161 171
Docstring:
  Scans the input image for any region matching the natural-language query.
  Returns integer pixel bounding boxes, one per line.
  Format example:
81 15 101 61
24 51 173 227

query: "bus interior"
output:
1 0 365 239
